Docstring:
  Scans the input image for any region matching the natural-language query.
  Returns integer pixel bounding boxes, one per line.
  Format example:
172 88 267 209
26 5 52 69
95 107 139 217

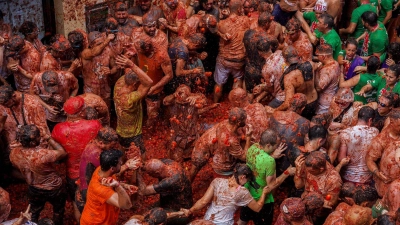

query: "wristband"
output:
284 170 290 175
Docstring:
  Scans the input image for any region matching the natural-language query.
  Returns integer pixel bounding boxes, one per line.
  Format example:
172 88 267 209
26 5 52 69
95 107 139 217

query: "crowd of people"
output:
0 0 400 223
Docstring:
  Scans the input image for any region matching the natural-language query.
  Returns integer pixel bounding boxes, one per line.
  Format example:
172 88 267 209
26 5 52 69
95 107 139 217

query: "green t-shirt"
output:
303 11 323 37
245 144 275 203
350 4 377 39
371 76 400 99
378 0 393 22
361 22 389 62
353 72 380 104
318 29 342 60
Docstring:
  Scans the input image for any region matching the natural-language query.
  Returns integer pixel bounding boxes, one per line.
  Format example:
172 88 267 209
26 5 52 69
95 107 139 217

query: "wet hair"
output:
0 85 15 105
97 126 119 144
258 2 270 13
125 70 139 85
143 10 158 25
389 108 400 119
234 163 259 189
340 182 356 198
320 13 334 29
42 70 58 83
256 37 270 52
358 106 375 122
305 151 326 169
115 2 128 11
286 18 301 32
6 35 25 54
37 218 55 225
229 0 243 13
188 33 207 49
258 11 273 26
144 207 168 225
366 56 380 74
388 64 400 78
308 125 327 141
85 106 99 120
228 107 247 124
380 92 400 108
302 192 324 215
16 125 40 148
19 21 37 36
269 38 279 52
361 11 378 27
316 44 333 55
345 37 358 48
100 149 123 171
353 185 379 205
260 129 278 147
299 61 313 81
388 42 400 64
138 37 153 51
105 17 119 30
311 113 333 129
377 215 396 225
68 30 84 49
289 93 307 111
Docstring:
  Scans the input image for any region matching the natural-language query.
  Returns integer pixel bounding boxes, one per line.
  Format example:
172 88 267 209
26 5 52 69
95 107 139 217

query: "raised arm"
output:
81 34 115 60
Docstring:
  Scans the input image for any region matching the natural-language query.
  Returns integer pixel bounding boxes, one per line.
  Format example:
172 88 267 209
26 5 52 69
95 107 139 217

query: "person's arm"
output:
47 137 67 160
163 94 176 106
294 155 306 189
81 34 115 60
175 59 202 77
117 157 141 176
137 172 157 195
355 83 373 97
275 75 295 111
246 184 276 212
264 166 296 192
148 60 173 95
295 11 316 43
338 137 348 163
68 72 79 97
182 180 215 215
11 204 31 225
339 22 357 35
339 73 360 88
366 141 391 183
335 157 350 173
104 178 133 209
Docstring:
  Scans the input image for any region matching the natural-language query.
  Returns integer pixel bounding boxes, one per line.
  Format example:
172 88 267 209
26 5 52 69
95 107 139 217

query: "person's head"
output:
387 42 400 63
68 30 85 51
269 37 279 52
361 11 378 30
63 96 85 118
377 215 396 225
243 0 257 15
366 55 380 74
42 70 59 94
310 113 333 129
37 218 55 225
317 13 334 33
282 46 300 65
258 11 273 30
229 0 243 15
187 33 207 50
280 198 306 222
233 163 257 186
343 205 374 225
256 36 271 58
142 12 158 37
88 31 105 48
144 207 168 225
138 0 152 12
199 14 218 34
340 182 356 198
143 159 165 178
289 93 307 113
314 0 328 15
358 106 375 125
353 185 379 207
388 108 400 133
305 151 327 175
138 36 154 54
302 192 324 215
115 2 129 24
308 125 327 148
201 0 214 11
6 35 27 58
0 85 17 108
19 21 38 39
259 129 280 153
228 107 247 128
174 84 192 103
49 34 72 58
344 38 358 59
219 0 230 19
378 92 398 116
286 18 301 42
85 106 99 120
100 149 124 173
165 0 179 9
228 88 248 107
315 44 333 62
105 17 119 35
124 70 140 87
385 64 400 87
334 88 354 109
17 124 41 148
0 188 11 223
96 126 119 150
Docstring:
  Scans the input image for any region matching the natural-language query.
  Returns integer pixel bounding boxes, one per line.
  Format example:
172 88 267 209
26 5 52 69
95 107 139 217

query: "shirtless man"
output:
43 34 72 71
213 0 250 103
158 0 187 41
115 2 140 36
132 11 168 51
285 18 313 62
105 17 131 57
314 44 340 115
30 70 78 131
67 29 88 76
255 11 283 43
18 21 46 54
179 14 218 38
366 109 400 197
135 36 173 127
190 107 251 181
163 84 208 162
228 88 270 143
339 106 379 185
81 31 117 107
6 35 41 93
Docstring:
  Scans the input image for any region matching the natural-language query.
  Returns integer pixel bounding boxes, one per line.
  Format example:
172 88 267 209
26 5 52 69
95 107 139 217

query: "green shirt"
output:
317 29 342 60
350 4 377 39
371 76 400 99
361 22 389 62
303 11 323 37
353 72 380 104
245 144 275 203
378 0 393 22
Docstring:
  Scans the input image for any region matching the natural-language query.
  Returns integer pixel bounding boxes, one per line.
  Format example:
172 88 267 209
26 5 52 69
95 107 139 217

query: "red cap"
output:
63 96 84 115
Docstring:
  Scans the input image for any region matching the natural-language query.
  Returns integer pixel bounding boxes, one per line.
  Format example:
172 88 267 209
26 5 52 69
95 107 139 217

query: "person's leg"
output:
232 67 245 89
49 185 67 225
254 202 274 225
28 186 47 223
239 206 255 225
213 61 229 103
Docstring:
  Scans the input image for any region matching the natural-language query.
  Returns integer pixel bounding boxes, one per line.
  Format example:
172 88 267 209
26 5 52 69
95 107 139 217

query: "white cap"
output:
314 0 328 12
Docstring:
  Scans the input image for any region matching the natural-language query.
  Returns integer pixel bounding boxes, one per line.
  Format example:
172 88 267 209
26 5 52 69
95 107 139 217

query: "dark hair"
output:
105 17 118 30
345 38 358 48
17 125 40 148
37 218 55 225
286 18 301 31
6 35 25 54
353 185 379 205
302 192 324 214
260 129 278 146
305 151 326 169
311 113 333 129
388 42 400 64
42 70 58 83
188 33 207 49
380 92 400 107
97 126 119 144
361 11 378 27
68 30 84 49
358 106 375 122
308 125 327 141
115 2 128 11
320 13 334 29
125 71 139 85
228 107 247 124
377 215 396 225
256 37 270 52
85 107 99 120
0 85 15 105
340 182 356 198
366 56 380 74
234 163 260 189
258 11 272 27
19 21 37 36
144 207 168 225
388 64 400 78
100 149 123 171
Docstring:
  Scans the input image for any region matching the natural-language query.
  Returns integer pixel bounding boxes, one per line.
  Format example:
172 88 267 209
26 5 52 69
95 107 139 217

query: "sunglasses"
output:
377 101 388 107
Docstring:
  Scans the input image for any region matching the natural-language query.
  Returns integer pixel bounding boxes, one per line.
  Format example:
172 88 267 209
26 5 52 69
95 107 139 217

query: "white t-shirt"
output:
204 178 253 225
123 218 142 225
1 219 36 225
